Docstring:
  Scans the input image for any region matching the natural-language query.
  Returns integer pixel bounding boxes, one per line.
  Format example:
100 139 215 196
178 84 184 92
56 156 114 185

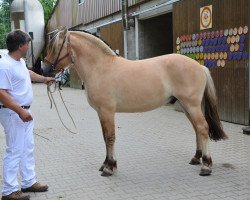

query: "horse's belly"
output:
114 78 171 112
116 104 162 113
115 95 166 113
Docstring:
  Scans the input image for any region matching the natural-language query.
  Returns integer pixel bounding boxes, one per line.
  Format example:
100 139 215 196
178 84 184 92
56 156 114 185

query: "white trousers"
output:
0 109 36 195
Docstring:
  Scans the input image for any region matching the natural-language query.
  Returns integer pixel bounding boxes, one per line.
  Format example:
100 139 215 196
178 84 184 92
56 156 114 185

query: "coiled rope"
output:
47 76 77 134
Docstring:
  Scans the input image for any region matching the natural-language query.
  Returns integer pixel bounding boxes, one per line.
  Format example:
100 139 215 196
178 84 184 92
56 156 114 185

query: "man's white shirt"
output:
0 54 33 106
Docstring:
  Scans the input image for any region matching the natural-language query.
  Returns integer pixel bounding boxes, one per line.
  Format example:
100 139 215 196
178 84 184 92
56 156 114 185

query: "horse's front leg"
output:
98 111 117 176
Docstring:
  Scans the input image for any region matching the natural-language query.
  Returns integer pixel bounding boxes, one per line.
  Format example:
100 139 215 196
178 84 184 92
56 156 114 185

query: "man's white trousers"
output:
0 109 36 195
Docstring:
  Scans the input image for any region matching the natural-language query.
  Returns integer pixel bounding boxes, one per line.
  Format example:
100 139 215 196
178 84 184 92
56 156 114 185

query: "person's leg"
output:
20 110 48 193
20 116 36 189
0 110 26 195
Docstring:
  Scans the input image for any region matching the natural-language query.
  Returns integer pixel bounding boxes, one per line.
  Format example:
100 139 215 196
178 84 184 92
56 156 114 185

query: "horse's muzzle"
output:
42 64 55 76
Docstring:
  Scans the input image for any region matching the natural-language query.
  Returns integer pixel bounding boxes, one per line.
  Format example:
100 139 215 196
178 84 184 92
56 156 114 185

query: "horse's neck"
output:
70 34 113 82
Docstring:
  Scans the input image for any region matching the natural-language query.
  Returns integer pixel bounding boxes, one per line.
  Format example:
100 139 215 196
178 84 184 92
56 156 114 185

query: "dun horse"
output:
43 29 228 177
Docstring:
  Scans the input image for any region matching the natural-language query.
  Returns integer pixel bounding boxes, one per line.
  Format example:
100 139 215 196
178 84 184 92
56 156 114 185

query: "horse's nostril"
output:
42 65 53 76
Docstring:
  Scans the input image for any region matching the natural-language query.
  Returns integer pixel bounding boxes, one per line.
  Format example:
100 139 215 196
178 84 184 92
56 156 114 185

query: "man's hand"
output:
29 70 55 85
18 109 33 122
44 76 55 86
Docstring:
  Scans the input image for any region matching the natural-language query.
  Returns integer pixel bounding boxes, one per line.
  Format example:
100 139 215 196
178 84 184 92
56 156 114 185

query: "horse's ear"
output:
62 28 68 35
58 27 68 38
58 26 66 31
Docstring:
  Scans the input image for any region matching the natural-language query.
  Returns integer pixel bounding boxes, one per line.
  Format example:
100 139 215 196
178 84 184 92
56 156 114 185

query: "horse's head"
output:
43 28 72 76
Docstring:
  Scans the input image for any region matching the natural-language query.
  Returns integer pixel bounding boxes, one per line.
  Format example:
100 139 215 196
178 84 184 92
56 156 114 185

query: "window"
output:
79 0 85 4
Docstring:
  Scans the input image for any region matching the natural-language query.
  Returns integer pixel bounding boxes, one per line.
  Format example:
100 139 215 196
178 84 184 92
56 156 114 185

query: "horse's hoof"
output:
199 166 212 176
101 167 113 177
189 157 201 165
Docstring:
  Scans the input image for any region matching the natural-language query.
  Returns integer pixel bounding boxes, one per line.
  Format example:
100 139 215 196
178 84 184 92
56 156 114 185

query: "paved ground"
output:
0 84 249 200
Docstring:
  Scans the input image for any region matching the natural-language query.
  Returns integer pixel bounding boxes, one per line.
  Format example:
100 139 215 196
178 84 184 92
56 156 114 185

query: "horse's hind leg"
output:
180 104 202 165
184 104 212 176
98 110 117 176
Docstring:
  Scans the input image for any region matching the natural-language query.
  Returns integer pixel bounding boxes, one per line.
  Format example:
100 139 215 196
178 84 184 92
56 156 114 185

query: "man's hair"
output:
6 30 31 52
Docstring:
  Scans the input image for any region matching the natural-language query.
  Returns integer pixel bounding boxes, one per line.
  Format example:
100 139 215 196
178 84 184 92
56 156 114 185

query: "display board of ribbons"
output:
176 26 249 68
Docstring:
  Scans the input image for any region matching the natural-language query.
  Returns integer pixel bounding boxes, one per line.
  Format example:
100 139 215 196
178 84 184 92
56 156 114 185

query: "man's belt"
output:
0 105 30 109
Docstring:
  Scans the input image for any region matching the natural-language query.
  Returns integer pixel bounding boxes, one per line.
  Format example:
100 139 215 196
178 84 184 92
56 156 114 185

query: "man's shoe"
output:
21 182 48 193
1 191 30 200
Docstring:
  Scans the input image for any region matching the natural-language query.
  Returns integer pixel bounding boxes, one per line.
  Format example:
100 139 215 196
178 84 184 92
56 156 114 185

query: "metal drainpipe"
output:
121 0 129 30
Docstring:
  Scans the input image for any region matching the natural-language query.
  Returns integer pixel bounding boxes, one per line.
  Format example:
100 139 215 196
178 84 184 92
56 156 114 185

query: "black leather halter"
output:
45 34 69 73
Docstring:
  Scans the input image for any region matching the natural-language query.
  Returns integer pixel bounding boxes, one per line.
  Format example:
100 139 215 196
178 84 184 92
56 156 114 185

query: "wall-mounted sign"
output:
200 5 212 30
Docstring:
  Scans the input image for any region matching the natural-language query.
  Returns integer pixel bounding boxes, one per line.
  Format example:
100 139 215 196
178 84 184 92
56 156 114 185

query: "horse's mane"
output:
70 30 117 56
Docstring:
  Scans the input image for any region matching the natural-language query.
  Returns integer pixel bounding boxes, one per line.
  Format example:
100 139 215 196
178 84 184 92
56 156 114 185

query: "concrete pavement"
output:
0 83 249 200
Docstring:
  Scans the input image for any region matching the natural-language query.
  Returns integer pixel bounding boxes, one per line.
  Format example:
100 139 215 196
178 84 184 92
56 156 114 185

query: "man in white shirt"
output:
0 30 54 200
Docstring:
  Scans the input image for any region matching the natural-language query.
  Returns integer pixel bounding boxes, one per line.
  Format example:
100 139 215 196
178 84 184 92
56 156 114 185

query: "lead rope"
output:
47 80 77 134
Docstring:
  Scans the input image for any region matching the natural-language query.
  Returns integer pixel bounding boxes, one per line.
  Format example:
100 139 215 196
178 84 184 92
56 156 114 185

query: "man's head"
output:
6 30 31 56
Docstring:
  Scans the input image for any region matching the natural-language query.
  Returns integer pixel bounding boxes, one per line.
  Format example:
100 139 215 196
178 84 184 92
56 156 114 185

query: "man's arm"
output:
0 89 33 122
29 70 55 84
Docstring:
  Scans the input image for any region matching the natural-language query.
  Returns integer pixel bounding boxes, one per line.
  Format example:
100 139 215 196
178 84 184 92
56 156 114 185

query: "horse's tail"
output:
203 66 228 141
